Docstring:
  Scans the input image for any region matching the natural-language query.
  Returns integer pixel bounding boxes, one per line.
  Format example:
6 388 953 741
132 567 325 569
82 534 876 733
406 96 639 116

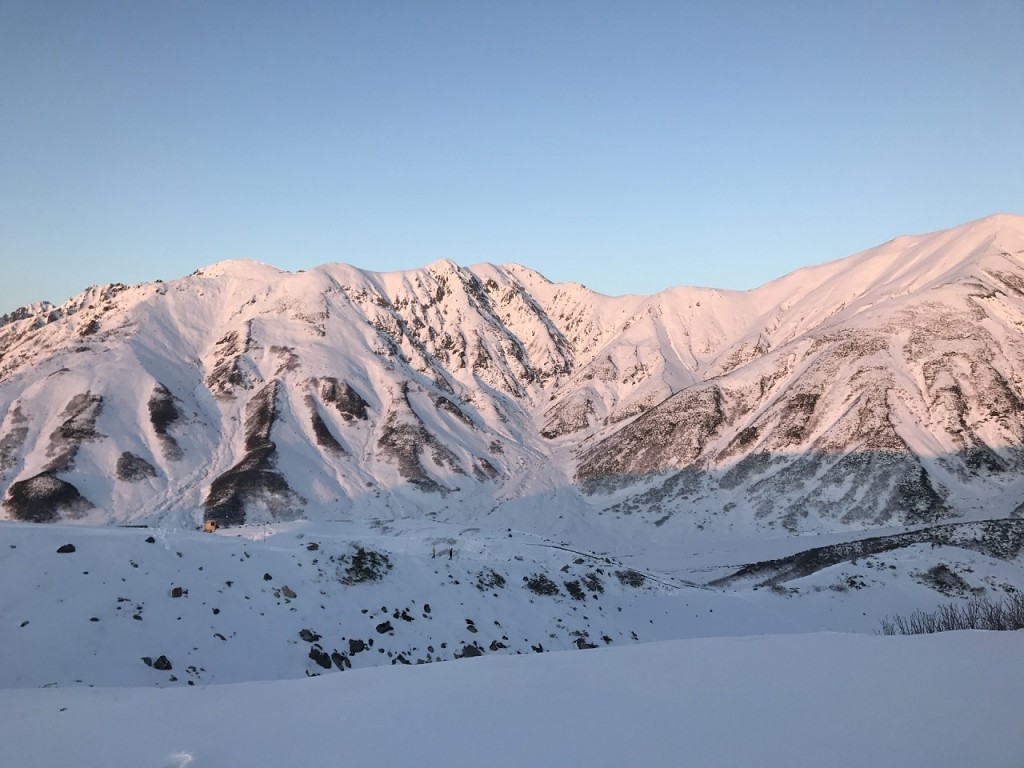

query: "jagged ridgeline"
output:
2 214 1024 530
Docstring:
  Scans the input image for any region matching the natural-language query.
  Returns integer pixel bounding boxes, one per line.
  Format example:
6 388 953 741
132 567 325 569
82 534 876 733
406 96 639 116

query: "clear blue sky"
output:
2 1 1022 314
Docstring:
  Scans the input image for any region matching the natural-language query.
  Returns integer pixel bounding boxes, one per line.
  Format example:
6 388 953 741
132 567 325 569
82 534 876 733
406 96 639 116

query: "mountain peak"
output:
194 259 286 280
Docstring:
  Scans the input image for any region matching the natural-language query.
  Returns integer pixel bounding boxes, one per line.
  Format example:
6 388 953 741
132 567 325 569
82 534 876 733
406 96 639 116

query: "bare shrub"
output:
878 592 1024 635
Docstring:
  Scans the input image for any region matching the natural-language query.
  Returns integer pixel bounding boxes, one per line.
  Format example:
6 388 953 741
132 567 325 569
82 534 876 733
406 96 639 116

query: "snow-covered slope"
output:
2 214 1024 539
5 630 1023 768
1 517 1023 767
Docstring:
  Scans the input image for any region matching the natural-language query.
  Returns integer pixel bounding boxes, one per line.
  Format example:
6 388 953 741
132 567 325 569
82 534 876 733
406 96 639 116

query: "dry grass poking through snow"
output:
878 592 1024 635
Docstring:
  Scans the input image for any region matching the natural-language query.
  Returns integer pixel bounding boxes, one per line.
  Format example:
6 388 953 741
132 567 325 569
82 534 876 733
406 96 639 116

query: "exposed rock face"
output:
0 215 1023 532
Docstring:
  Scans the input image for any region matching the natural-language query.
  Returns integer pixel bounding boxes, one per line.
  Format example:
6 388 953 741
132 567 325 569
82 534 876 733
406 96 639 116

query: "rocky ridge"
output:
1 214 1024 536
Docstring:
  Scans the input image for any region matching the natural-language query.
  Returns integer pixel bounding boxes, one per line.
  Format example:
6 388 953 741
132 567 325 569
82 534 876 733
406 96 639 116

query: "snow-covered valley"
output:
2 517 1023 766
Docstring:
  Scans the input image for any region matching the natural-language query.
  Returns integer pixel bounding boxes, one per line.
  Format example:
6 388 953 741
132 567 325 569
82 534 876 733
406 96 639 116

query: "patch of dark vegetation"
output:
564 580 585 600
893 466 951 525
339 546 393 585
4 471 92 522
712 518 1024 587
476 568 506 591
304 395 345 455
523 573 560 596
377 382 467 493
0 405 30 479
270 345 301 374
582 572 604 593
116 452 158 482
576 385 726 484
434 394 474 426
148 384 183 460
243 380 276 452
615 569 646 588
319 377 369 421
0 425 28 478
472 457 499 482
203 381 305 527
828 575 867 592
540 394 596 439
915 563 982 598
598 467 703 520
44 392 105 472
878 592 1024 634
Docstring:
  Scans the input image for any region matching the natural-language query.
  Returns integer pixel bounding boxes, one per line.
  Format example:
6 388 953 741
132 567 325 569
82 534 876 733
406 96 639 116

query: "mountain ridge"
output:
2 213 1024 538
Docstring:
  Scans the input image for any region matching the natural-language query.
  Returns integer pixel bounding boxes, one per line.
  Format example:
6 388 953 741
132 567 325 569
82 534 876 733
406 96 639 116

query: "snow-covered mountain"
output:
3 213 1024 536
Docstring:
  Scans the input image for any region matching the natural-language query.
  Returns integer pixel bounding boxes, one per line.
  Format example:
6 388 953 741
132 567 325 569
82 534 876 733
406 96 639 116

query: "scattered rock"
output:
308 645 332 669
263 573 272 581
299 628 321 643
170 586 184 598
153 656 172 671
375 621 394 635
455 644 483 659
56 544 76 554
281 585 297 599
331 651 351 670
145 536 156 544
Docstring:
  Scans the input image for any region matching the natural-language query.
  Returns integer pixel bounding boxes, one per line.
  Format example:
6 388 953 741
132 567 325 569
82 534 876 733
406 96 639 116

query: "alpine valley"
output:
3 215 1024 768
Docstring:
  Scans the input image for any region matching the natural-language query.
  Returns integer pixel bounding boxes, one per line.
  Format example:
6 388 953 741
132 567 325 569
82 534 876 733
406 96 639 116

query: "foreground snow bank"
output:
2 631 1022 768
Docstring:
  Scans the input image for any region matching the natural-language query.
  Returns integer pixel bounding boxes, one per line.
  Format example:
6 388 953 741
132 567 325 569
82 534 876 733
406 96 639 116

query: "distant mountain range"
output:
3 213 1024 534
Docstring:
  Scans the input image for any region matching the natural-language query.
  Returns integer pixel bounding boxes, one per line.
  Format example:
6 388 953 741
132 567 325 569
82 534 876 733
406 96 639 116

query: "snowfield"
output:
1 518 1023 766
3 630 1022 768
